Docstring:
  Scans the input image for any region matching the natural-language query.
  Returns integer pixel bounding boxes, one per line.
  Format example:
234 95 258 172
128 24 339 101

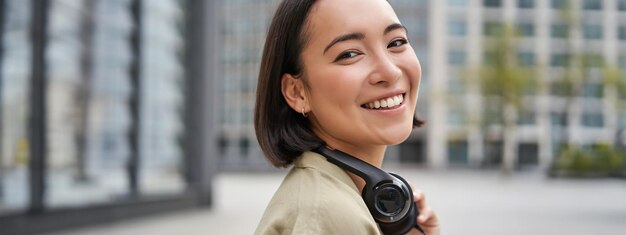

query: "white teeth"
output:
380 99 388 108
364 94 404 110
393 96 401 105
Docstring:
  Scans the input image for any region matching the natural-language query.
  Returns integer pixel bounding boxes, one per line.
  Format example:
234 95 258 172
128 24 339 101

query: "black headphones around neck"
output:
314 146 425 235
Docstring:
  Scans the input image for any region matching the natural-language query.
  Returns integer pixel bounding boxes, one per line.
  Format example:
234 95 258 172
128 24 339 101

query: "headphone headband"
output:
313 146 392 187
312 146 426 235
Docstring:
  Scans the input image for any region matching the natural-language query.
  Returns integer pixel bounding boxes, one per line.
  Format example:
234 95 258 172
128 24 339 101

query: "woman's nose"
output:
368 53 402 85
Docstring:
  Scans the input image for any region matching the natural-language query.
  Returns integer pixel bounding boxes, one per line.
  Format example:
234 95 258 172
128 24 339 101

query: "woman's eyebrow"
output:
323 32 365 54
384 23 407 35
322 23 407 55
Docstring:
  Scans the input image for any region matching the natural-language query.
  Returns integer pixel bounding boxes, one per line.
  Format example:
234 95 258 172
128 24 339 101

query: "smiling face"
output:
282 0 421 159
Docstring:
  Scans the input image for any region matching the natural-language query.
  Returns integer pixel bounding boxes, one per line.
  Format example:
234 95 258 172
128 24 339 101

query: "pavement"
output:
56 166 626 235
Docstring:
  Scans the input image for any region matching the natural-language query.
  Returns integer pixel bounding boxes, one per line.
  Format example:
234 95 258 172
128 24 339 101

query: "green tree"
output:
603 64 626 149
552 1 626 175
474 23 538 173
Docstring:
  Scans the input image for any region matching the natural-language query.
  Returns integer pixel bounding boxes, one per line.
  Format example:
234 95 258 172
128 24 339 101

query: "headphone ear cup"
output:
378 199 418 235
362 174 416 235
374 173 419 235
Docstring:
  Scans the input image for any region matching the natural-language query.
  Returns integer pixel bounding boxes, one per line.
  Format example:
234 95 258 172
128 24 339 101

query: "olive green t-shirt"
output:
254 151 382 235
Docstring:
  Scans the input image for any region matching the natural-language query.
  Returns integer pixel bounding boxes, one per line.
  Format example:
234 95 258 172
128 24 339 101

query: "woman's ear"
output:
281 73 309 113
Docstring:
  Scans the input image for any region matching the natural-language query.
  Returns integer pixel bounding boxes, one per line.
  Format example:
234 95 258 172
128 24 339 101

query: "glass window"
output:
551 0 568 9
448 50 466 65
583 24 602 39
448 20 467 36
551 53 570 67
582 113 604 127
448 109 467 125
619 56 626 69
139 0 187 195
484 0 502 7
585 54 603 68
448 0 468 6
551 24 569 38
518 144 539 166
582 0 602 10
448 141 469 165
46 0 134 208
448 77 466 95
518 0 534 8
484 22 503 36
518 111 536 125
550 81 572 96
551 112 568 126
582 83 604 98
517 23 535 37
518 52 535 66
483 51 497 65
619 26 626 40
0 0 32 214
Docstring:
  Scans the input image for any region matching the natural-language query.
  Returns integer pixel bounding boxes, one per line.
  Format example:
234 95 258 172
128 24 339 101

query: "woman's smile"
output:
361 93 406 110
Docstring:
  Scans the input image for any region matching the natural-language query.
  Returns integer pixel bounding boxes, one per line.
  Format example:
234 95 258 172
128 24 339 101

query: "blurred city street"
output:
56 166 626 235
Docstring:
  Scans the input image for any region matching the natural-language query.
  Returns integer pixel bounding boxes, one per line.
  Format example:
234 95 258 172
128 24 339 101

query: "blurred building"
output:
1 0 219 234
426 0 626 170
215 0 626 171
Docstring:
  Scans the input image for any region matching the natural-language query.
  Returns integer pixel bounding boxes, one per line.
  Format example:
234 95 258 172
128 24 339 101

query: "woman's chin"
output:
375 128 413 145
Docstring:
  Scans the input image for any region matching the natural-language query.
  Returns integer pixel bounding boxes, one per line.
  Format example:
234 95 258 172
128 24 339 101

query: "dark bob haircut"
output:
254 0 424 168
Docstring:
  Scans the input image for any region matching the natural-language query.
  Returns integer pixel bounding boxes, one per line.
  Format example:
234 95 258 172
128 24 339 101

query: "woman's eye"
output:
388 38 408 48
334 51 361 62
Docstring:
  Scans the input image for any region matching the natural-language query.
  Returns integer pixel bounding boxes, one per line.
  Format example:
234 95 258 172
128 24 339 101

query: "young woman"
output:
254 0 440 234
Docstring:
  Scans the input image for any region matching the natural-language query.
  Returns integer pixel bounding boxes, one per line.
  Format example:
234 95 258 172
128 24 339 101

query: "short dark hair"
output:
254 0 424 168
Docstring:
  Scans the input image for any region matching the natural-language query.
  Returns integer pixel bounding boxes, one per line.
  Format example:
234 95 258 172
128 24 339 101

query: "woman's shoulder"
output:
254 163 381 235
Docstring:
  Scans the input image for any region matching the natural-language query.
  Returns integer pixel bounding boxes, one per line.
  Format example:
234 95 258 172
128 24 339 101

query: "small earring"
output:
301 108 308 117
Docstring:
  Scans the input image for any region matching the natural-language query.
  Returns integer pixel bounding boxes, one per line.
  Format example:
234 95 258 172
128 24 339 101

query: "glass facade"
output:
0 0 32 214
45 0 133 208
1 0 216 233
41 0 186 208
217 0 277 168
138 0 186 196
